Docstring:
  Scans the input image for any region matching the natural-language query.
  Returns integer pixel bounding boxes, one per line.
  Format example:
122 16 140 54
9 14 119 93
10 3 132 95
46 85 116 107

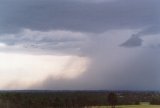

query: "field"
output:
93 105 160 108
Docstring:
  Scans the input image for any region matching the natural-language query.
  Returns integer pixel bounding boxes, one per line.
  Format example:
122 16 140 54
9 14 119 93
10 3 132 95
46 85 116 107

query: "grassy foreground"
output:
93 105 160 108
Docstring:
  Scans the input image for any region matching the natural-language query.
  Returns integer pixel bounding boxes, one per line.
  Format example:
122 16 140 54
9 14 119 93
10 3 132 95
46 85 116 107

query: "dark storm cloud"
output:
1 0 160 50
120 25 160 48
120 34 143 47
0 0 159 34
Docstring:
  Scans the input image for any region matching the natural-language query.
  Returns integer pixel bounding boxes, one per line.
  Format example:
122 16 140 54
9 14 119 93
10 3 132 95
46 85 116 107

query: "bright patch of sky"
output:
0 52 89 89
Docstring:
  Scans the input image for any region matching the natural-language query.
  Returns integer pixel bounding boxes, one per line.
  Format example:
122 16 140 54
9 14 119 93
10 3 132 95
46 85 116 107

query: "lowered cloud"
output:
120 34 143 47
120 25 160 48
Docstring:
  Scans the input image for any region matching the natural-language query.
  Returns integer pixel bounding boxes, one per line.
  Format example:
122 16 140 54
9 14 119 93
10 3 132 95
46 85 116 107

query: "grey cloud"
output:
31 38 160 90
0 0 159 34
120 34 143 47
120 25 160 48
29 31 160 90
137 25 160 36
0 29 88 54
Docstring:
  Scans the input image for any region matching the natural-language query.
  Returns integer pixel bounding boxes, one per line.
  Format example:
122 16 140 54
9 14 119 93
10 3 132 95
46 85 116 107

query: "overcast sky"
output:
0 0 160 90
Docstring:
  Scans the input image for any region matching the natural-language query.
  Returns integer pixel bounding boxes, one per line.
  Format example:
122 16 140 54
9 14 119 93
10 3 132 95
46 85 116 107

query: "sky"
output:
0 0 160 90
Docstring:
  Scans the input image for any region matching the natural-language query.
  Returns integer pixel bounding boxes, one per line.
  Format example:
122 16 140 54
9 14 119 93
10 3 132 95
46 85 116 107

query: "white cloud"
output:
0 52 89 89
0 43 8 48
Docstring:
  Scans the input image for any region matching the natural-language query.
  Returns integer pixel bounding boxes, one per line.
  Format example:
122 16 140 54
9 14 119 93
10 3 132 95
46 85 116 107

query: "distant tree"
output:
54 97 61 108
108 92 117 108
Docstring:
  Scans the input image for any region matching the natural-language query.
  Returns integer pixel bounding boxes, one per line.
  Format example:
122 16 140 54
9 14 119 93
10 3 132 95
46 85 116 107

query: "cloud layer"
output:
0 29 89 55
0 0 159 33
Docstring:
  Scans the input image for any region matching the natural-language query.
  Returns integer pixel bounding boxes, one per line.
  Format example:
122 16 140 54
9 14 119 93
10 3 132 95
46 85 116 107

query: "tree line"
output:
0 91 160 108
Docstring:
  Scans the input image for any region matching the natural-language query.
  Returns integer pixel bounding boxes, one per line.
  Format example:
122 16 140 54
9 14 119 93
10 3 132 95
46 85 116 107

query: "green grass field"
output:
93 105 160 108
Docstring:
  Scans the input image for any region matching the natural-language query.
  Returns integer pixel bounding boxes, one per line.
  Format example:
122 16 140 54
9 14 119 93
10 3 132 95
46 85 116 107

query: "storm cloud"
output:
120 34 143 47
0 0 160 90
0 0 159 33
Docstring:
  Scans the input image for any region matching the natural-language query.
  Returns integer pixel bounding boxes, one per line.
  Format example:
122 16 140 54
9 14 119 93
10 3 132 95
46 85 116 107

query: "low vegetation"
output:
0 91 160 108
93 105 160 108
